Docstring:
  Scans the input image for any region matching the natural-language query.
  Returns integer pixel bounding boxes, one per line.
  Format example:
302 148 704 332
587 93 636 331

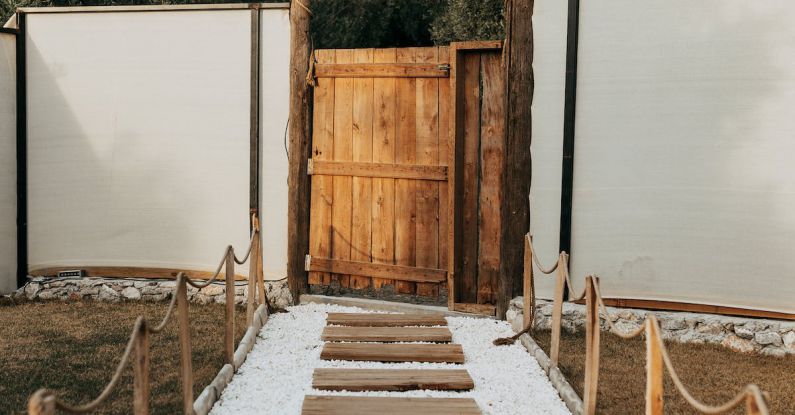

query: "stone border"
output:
507 297 795 357
11 276 293 310
518 332 583 415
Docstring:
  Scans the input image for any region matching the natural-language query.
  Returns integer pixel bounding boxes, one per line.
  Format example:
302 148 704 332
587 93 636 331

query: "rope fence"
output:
27 214 269 415
498 233 771 415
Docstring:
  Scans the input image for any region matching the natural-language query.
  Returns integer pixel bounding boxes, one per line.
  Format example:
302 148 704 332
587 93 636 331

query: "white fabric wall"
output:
530 0 567 299
0 34 15 293
568 1 795 313
26 11 252 275
259 9 290 280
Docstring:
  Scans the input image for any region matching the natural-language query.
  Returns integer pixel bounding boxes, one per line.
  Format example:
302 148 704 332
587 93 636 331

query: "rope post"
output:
247 231 259 326
522 234 535 330
645 316 664 415
176 276 194 415
257 229 267 310
225 247 235 365
745 386 769 415
583 276 601 415
549 252 567 368
133 319 150 415
28 390 55 415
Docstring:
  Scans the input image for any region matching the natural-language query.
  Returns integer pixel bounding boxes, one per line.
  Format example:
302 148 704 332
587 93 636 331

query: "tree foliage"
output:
430 0 504 44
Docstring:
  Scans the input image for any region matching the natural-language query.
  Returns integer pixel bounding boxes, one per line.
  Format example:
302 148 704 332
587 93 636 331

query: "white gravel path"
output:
209 303 571 415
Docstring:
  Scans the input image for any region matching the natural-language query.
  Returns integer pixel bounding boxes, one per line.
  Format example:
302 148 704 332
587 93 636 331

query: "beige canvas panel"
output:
0 34 15 293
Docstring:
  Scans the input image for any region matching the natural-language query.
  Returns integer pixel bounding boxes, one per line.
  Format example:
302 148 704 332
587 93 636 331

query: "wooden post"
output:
549 253 566 368
27 390 55 415
225 249 235 365
133 320 150 415
583 276 600 415
247 231 259 325
176 277 194 415
522 234 535 330
286 0 312 303
498 0 534 318
257 234 267 310
747 394 762 415
645 316 664 415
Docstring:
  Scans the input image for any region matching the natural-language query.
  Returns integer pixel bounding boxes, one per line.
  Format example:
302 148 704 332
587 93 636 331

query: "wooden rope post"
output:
247 231 259 325
176 277 194 415
225 248 235 365
257 231 267 309
583 276 601 415
522 234 535 330
549 253 566 367
133 320 150 415
645 316 664 415
27 390 55 415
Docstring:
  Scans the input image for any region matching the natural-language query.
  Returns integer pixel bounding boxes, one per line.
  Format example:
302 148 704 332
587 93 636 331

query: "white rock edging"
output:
507 297 795 356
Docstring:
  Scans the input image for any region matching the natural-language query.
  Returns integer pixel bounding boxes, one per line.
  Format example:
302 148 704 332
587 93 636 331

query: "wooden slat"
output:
301 396 480 415
326 313 447 327
309 160 447 181
459 52 481 303
320 343 465 363
370 48 398 289
394 48 419 295
312 369 473 391
438 46 451 305
315 63 449 78
350 48 374 291
415 47 441 298
476 52 505 305
332 49 355 288
450 40 503 51
306 256 446 283
448 46 464 309
321 326 452 342
308 49 335 285
453 303 496 316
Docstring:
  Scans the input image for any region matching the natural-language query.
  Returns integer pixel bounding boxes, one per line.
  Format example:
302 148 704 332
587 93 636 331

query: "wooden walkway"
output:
301 313 481 414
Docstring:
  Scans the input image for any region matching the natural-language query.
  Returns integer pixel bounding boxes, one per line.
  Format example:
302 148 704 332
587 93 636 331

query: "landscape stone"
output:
121 287 141 300
754 331 782 346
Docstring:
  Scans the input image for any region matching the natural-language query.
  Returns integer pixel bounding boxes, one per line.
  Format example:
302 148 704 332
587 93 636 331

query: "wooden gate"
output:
306 46 451 299
306 42 505 314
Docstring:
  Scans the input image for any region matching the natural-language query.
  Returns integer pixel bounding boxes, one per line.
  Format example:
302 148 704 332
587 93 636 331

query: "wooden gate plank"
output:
438 46 451 304
394 47 418 295
415 47 440 298
459 52 482 303
332 49 355 288
306 256 445 283
326 313 447 327
308 49 336 286
350 48 375 290
321 326 452 342
312 368 473 391
320 343 465 363
371 48 398 289
315 62 450 78
476 52 505 305
301 396 481 415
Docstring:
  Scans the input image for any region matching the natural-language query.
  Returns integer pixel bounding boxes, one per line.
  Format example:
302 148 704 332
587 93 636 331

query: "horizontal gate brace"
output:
305 255 447 284
314 63 450 78
307 159 448 181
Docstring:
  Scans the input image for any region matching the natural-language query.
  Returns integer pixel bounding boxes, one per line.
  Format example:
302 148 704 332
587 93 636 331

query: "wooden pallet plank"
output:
476 52 505 305
309 160 447 181
394 47 418 295
320 343 465 363
437 46 451 304
312 368 473 391
326 313 447 327
308 49 336 286
415 47 441 298
331 49 355 288
321 326 452 342
302 396 480 415
459 52 481 303
306 256 445 283
315 62 450 78
371 48 398 289
350 48 375 291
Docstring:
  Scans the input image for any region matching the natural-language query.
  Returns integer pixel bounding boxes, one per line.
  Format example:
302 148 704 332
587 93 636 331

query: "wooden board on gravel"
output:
320 343 465 363
301 396 481 415
326 313 447 327
312 368 474 391
321 326 453 342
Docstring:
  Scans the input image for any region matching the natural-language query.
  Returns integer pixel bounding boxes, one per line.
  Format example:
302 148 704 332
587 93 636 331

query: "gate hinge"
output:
437 64 451 72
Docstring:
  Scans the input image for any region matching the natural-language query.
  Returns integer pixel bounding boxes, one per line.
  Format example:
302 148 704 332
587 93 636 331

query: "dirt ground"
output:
0 300 247 414
533 329 795 414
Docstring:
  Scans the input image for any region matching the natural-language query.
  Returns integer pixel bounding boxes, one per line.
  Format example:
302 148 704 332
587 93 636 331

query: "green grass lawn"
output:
533 329 795 414
0 300 247 414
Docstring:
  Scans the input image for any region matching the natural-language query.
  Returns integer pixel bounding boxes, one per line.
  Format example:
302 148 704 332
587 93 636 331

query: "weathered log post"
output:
286 0 313 303
498 0 534 318
225 248 235 365
176 275 194 414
